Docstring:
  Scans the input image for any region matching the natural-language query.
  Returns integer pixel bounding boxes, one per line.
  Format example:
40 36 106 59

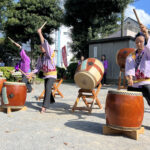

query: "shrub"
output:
56 67 66 79
66 62 78 80
0 67 14 81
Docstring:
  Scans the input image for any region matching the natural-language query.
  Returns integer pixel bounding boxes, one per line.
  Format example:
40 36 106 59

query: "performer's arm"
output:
37 27 54 59
141 23 150 57
140 23 149 42
125 55 135 86
27 57 41 78
41 40 54 59
37 28 44 44
126 75 134 86
11 39 30 63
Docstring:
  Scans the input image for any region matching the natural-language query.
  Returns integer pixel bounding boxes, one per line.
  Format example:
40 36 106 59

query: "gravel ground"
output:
0 82 150 150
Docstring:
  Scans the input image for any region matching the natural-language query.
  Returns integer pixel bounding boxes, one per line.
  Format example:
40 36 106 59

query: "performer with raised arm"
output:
8 37 33 93
28 23 57 113
125 16 150 106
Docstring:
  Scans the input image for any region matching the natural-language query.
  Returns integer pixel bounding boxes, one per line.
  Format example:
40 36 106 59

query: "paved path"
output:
0 83 150 150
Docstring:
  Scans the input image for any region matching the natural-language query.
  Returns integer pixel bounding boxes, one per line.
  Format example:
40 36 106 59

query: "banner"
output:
62 46 68 68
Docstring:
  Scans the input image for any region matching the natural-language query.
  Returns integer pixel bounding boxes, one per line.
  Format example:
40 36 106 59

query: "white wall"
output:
50 25 73 67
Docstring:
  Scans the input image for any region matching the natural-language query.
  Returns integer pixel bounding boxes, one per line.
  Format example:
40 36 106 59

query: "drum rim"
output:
4 81 26 85
108 90 143 96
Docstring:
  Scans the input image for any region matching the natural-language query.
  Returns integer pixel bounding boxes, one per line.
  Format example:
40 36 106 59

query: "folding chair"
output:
72 83 103 113
38 78 64 101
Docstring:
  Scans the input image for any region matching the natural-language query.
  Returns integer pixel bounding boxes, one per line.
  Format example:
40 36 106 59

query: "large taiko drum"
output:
74 58 104 89
116 48 135 69
1 82 27 107
105 90 144 131
0 77 6 94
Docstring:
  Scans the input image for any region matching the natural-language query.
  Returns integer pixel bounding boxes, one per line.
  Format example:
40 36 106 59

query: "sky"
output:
125 0 150 28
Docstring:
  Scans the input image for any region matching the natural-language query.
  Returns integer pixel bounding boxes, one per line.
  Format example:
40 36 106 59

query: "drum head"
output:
4 81 26 86
74 71 95 89
108 90 142 96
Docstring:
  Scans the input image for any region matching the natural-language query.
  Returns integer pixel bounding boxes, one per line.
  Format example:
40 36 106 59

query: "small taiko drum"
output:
116 48 135 69
0 77 6 94
105 90 144 131
12 71 22 76
1 82 27 107
74 58 104 89
0 71 3 77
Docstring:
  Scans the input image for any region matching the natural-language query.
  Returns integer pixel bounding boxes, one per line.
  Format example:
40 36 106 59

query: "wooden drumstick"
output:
8 37 16 44
19 69 32 82
133 9 141 26
8 37 21 48
40 21 47 29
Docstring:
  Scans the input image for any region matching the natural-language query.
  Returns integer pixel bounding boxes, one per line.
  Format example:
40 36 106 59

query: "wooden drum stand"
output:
72 83 103 113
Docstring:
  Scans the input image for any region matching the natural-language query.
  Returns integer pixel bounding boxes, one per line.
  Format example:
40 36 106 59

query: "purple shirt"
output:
125 37 150 87
33 40 57 79
102 60 108 73
15 49 31 73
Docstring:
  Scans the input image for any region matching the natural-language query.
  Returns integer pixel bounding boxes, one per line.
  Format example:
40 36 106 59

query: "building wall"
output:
107 17 141 38
89 36 135 82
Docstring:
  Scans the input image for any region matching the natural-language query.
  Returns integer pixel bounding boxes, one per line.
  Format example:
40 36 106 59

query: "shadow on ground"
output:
142 125 150 130
65 120 104 134
25 101 106 120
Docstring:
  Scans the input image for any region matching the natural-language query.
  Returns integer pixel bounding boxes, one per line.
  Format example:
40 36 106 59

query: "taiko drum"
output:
74 58 104 89
0 77 6 94
116 48 135 69
105 90 144 131
1 82 27 106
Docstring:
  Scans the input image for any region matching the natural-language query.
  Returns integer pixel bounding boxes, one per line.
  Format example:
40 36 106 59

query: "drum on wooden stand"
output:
105 90 144 130
116 48 135 70
74 58 104 89
0 77 6 94
1 82 27 107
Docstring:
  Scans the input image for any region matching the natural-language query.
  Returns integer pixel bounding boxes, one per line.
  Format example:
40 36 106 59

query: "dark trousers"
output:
22 75 32 93
43 78 56 108
127 85 150 106
102 73 107 84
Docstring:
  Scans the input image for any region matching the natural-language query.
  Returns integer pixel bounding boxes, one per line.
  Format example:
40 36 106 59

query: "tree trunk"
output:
121 10 124 37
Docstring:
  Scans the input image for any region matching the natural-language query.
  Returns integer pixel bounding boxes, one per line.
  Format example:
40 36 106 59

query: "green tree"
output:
0 0 14 30
4 0 63 66
64 0 134 58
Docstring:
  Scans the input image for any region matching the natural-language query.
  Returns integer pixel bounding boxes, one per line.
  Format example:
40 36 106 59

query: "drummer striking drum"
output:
8 37 33 93
28 22 57 113
125 23 150 106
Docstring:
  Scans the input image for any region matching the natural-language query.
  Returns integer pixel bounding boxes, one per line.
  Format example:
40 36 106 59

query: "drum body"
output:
2 82 27 106
0 77 6 94
74 58 104 89
105 90 144 130
116 48 135 69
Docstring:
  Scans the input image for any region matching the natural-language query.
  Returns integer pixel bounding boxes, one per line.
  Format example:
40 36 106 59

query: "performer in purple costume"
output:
28 26 57 113
101 54 108 85
12 41 32 93
125 23 150 105
78 56 84 66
